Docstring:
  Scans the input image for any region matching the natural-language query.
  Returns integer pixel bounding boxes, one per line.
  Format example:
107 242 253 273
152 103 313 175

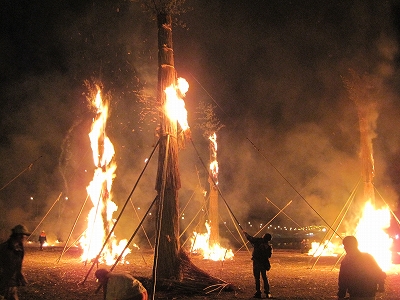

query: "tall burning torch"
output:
80 86 129 265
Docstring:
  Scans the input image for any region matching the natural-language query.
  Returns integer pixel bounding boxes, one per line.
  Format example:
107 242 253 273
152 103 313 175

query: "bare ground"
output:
19 246 400 300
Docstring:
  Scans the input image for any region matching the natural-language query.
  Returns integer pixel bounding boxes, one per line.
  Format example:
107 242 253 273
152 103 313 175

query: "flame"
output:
164 77 189 131
307 201 393 271
209 133 218 185
308 240 339 257
190 222 234 261
354 200 392 271
80 88 130 265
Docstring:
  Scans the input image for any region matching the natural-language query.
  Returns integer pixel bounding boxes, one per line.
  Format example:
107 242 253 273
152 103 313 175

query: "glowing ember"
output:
164 77 189 131
354 200 392 271
80 87 130 265
190 222 234 261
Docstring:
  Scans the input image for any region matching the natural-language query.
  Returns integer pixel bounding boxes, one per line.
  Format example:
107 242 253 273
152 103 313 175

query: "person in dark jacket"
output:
0 225 30 300
38 231 47 251
337 235 386 300
243 230 273 299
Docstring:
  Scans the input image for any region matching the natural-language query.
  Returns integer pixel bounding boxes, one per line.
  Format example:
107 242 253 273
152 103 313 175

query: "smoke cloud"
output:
0 0 399 245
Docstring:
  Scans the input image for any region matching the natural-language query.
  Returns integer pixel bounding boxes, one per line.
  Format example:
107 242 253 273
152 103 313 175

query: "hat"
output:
11 224 31 236
263 233 272 241
95 269 109 281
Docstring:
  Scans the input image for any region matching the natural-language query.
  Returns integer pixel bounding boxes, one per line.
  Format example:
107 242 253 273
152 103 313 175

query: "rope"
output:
309 178 360 269
130 201 153 249
265 196 302 228
111 196 158 271
236 200 292 252
189 137 242 229
95 196 157 295
373 184 400 226
56 194 90 263
81 139 160 285
190 73 342 238
27 192 62 241
0 156 42 191
188 137 251 252
151 134 170 300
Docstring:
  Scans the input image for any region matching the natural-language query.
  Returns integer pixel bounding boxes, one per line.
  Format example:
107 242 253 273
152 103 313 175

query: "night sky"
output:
1 0 400 244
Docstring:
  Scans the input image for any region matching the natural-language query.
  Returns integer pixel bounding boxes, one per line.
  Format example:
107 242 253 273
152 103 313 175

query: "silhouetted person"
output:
243 230 273 299
0 224 30 300
337 235 386 300
38 231 47 251
95 268 148 300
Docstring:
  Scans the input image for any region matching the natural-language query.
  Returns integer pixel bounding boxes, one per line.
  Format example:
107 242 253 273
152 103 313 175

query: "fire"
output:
80 87 130 265
164 77 189 131
307 201 393 271
354 200 392 271
209 132 218 185
308 240 339 257
190 222 234 261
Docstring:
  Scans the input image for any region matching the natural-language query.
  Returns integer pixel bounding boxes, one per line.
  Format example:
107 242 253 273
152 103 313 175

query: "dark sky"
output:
1 0 400 243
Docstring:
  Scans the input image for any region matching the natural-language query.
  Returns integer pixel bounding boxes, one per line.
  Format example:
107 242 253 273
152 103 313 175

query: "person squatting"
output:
243 230 273 299
95 268 148 300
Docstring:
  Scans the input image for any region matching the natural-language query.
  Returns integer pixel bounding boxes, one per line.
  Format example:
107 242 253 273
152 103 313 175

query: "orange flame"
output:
307 200 393 271
164 77 189 131
209 133 218 185
80 88 130 265
308 240 340 257
190 222 234 261
354 200 392 271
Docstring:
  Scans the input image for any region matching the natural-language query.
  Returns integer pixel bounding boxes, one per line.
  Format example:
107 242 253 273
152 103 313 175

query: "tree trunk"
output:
154 12 182 280
208 138 219 245
343 70 379 205
357 106 375 204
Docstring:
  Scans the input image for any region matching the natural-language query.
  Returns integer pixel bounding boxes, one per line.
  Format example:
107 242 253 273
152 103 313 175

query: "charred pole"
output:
143 1 184 281
155 12 181 280
195 102 224 245
343 69 382 205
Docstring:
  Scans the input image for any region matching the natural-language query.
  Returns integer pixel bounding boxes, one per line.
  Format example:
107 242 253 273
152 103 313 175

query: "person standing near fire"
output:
38 231 47 251
95 268 148 300
337 235 386 300
243 230 273 299
0 224 30 300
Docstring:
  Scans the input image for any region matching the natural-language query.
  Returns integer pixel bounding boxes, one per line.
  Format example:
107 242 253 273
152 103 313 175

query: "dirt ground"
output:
18 246 400 300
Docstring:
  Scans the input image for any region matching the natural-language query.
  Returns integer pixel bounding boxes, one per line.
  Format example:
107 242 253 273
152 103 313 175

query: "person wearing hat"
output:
337 235 386 300
0 224 30 300
243 230 273 299
95 268 148 300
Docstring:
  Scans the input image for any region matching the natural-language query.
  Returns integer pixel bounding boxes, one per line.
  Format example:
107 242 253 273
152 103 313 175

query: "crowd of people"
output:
0 224 387 300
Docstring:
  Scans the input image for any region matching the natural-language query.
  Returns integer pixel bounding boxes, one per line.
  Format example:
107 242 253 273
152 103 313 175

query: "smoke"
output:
174 0 400 234
1 0 400 244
